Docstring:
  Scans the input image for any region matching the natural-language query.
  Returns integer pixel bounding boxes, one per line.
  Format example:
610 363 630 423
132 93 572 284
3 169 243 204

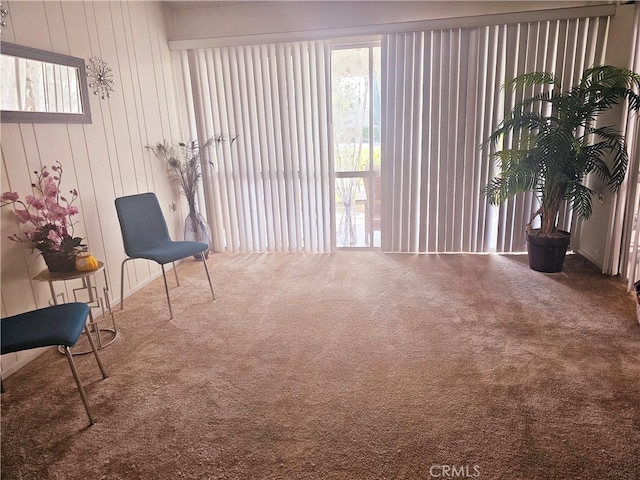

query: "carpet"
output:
1 252 639 479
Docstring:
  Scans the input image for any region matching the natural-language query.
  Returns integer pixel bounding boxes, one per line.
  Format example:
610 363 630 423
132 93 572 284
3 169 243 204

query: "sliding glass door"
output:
331 46 382 248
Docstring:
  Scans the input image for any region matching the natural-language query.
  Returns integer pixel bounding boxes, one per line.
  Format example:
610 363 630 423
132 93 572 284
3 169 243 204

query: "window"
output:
332 46 381 248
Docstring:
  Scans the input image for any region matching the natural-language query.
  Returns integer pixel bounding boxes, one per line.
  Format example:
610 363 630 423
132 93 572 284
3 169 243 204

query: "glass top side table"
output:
33 261 118 354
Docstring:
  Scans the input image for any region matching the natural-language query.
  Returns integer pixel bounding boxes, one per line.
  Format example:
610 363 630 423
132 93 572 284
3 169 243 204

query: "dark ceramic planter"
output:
526 230 571 273
42 251 77 273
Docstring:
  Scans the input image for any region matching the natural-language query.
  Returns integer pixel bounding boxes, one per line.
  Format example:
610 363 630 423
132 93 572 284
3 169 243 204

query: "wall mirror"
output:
1 41 92 124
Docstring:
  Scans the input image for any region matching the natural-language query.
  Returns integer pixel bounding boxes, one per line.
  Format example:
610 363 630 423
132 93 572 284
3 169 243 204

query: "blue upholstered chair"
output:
1 303 108 426
115 192 215 319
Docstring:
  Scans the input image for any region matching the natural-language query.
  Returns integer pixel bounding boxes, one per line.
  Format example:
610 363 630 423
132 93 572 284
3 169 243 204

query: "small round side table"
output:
33 261 118 354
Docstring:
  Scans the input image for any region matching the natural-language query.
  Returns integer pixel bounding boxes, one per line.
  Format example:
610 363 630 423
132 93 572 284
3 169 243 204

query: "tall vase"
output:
184 207 211 260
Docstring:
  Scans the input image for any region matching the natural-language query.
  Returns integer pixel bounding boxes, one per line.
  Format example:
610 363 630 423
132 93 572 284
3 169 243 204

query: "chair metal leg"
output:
63 346 96 426
119 257 134 311
122 256 208 319
201 252 215 300
161 264 173 319
172 261 179 286
84 325 108 379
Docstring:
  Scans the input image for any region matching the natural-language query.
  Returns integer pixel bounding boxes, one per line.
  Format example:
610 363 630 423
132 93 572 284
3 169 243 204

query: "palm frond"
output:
487 111 548 148
483 172 539 205
504 72 559 91
586 126 629 189
568 183 596 221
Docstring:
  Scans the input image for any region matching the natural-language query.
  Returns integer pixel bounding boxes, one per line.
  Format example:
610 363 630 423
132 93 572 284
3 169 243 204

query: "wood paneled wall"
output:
1 1 186 376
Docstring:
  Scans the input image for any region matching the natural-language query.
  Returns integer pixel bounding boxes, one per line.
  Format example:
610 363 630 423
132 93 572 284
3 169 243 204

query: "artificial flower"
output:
1 161 84 256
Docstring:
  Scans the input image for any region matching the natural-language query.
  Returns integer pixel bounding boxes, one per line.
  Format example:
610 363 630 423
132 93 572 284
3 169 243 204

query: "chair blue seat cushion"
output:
1 303 90 354
128 240 208 265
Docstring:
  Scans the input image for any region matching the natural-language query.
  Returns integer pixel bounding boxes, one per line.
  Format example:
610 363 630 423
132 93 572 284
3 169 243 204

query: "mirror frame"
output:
1 42 92 124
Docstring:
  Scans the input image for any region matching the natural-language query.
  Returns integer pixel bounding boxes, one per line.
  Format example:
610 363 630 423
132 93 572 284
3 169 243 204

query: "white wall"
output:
1 0 185 376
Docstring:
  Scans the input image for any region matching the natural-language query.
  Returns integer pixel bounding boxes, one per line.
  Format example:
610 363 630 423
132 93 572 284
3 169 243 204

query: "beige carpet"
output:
1 252 639 479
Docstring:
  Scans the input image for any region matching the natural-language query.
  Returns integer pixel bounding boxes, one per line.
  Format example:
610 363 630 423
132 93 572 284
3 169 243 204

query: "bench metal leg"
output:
84 325 108 380
63 325 108 426
63 346 96 426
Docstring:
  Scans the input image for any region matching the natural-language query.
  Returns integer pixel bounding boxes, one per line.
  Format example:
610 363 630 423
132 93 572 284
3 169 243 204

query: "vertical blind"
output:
613 2 640 287
177 16 611 254
381 16 609 253
179 41 332 252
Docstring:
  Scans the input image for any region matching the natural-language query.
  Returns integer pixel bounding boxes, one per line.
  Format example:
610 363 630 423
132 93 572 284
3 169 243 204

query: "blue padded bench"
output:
1 303 108 425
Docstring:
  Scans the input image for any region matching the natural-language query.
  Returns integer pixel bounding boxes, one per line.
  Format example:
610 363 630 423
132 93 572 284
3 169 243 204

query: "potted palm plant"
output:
484 65 640 272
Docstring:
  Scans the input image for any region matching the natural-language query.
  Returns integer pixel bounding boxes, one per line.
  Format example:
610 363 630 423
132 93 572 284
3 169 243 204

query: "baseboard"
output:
114 268 165 308
574 248 605 273
1 347 52 380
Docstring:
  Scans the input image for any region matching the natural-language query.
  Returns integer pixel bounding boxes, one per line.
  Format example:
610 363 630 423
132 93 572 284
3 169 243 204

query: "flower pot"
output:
526 230 571 273
635 281 640 326
42 251 77 273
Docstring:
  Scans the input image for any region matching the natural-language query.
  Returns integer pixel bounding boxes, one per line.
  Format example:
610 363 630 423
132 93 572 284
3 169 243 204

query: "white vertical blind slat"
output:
280 43 294 251
286 44 303 252
250 45 273 251
309 43 322 251
380 35 393 250
231 48 253 250
400 33 415 252
427 32 441 253
452 29 467 252
238 46 260 251
241 45 267 252
262 44 282 252
500 23 520 253
439 31 452 252
461 28 478 252
200 50 224 251
295 43 312 252
409 34 424 253
417 31 431 253
469 27 486 252
230 47 249 249
192 49 215 228
209 48 234 251
392 35 406 252
222 48 246 250
317 42 332 252
275 44 291 251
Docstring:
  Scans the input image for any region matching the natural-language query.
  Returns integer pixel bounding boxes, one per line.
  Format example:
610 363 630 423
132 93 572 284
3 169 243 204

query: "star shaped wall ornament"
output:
86 57 115 99
1 3 9 33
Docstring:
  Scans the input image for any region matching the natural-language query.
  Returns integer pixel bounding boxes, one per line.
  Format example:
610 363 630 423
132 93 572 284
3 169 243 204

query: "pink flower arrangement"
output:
1 162 84 256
